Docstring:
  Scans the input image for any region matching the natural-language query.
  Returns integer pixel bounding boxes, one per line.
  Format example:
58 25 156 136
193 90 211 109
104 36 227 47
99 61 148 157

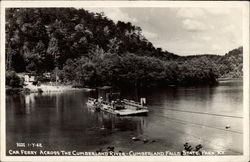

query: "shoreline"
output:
6 83 94 95
6 78 243 95
217 78 243 81
24 83 92 93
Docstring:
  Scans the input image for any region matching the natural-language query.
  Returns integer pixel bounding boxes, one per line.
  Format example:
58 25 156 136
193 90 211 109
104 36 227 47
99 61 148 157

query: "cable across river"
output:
152 107 243 119
153 114 243 134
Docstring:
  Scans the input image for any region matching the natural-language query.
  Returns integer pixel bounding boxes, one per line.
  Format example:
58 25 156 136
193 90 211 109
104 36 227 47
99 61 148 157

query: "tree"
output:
6 71 22 88
47 37 60 67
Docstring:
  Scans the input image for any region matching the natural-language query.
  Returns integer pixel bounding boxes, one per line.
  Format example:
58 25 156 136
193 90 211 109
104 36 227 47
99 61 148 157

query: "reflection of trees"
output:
8 93 38 115
6 95 26 118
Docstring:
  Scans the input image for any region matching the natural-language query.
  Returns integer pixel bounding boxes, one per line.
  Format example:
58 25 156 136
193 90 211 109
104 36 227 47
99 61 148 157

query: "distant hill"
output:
219 47 243 78
176 47 243 78
5 8 243 87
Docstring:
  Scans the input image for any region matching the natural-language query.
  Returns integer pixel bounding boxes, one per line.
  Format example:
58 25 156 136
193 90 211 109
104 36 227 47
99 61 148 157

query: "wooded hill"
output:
6 8 243 87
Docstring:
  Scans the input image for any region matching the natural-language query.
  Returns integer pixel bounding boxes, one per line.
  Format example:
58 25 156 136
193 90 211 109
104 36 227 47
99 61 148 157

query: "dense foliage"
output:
217 47 243 78
6 8 242 87
176 46 243 79
6 71 23 88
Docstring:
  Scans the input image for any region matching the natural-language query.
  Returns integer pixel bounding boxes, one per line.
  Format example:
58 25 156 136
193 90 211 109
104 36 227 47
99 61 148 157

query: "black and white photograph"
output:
0 1 249 162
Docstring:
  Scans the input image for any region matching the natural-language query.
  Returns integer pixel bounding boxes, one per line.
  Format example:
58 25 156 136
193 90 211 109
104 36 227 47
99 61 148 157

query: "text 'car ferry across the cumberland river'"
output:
86 93 148 116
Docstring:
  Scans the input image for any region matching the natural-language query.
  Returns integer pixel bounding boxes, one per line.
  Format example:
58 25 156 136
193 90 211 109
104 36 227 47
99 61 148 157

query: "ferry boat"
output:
86 96 148 116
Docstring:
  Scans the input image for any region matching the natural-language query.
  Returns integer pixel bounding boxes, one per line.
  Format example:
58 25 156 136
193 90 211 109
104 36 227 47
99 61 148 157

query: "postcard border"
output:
0 1 249 162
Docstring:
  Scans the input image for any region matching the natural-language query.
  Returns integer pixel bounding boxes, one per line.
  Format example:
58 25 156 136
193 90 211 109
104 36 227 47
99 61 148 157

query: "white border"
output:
0 1 249 162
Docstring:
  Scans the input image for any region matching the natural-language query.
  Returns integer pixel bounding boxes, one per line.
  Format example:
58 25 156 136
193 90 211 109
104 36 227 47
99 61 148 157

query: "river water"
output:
6 80 243 155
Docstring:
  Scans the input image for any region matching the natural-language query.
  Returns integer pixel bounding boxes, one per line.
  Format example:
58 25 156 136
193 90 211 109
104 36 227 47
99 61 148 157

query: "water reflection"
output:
6 80 243 155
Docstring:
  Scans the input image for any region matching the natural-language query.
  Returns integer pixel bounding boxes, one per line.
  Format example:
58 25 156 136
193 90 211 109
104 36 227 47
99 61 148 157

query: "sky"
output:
85 7 242 56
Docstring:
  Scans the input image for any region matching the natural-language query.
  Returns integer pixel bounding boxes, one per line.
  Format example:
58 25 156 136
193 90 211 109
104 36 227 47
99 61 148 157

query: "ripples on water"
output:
6 80 243 155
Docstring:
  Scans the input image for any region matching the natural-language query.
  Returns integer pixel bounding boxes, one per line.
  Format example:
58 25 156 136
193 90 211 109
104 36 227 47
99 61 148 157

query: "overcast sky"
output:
85 7 242 56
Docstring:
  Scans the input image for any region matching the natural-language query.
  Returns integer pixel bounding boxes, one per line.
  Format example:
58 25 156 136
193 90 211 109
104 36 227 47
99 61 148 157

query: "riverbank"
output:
218 78 243 81
25 83 85 93
6 78 243 95
6 83 94 94
5 87 23 95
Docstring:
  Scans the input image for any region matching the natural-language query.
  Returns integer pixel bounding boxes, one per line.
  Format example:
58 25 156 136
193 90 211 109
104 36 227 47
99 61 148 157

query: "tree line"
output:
5 8 242 88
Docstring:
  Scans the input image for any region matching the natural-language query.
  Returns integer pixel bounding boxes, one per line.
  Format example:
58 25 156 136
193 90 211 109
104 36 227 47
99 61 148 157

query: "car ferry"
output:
86 96 148 116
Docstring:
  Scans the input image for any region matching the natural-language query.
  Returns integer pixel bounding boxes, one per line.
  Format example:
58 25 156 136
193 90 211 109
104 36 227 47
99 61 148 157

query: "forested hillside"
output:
176 46 243 79
217 47 243 78
5 8 242 88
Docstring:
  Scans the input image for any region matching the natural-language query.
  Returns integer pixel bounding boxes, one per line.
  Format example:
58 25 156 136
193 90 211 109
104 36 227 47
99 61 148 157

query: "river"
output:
6 80 243 155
